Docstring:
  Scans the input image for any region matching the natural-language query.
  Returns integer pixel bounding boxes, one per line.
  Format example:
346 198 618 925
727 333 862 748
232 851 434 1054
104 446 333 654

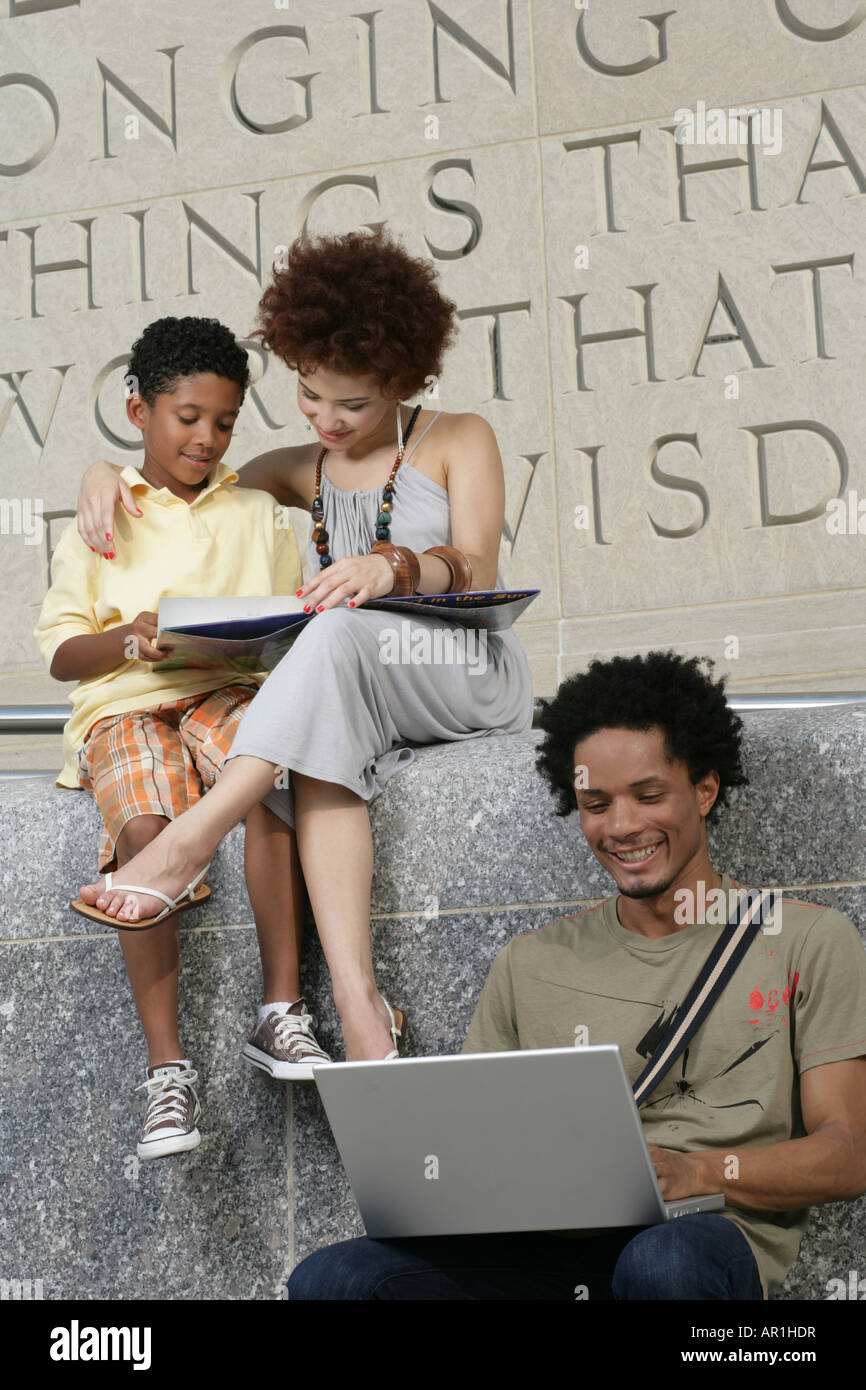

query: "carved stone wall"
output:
2 0 865 771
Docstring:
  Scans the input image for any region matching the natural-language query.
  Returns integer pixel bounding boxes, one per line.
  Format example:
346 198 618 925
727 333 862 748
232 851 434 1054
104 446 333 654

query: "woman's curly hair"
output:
128 316 250 406
253 227 458 398
535 650 748 823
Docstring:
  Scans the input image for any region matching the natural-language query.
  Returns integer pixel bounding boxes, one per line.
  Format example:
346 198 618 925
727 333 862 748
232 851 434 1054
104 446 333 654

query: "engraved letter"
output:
647 435 709 539
0 75 58 175
95 49 181 159
223 27 318 134
18 220 98 318
775 0 866 42
576 10 674 76
428 0 517 102
562 286 661 390
685 273 769 378
563 131 642 234
793 101 866 204
742 421 848 526
771 255 854 359
663 120 763 222
423 159 482 257
181 192 264 295
457 301 531 401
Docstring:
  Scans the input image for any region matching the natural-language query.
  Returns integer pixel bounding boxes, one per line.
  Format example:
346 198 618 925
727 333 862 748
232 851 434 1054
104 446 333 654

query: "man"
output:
289 651 866 1299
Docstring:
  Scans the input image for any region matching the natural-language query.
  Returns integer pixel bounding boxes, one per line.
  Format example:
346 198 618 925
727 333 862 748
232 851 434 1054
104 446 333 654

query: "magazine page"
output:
154 591 541 670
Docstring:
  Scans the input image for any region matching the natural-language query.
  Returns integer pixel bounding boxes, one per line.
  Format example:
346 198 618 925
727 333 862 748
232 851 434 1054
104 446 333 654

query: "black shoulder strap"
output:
632 889 775 1108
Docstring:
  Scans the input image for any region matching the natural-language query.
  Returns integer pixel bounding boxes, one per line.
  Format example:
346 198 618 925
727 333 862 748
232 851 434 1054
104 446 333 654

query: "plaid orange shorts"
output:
77 683 258 871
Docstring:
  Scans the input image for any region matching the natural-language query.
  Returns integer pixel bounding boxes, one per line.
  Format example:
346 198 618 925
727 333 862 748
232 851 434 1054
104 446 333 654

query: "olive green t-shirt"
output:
461 875 866 1297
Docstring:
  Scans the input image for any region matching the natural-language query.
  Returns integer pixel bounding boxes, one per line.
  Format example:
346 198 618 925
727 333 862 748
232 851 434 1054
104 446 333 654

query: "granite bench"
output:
1 703 864 1300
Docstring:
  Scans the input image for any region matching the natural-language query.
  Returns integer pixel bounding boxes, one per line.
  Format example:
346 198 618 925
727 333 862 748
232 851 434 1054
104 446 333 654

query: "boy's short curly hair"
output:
253 228 458 399
127 316 251 406
535 650 748 824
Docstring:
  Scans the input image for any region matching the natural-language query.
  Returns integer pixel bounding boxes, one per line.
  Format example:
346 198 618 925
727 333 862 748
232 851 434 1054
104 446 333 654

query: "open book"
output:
154 590 540 673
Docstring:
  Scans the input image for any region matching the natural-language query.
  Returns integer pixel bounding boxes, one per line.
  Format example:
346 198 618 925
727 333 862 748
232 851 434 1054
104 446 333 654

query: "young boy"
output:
34 315 330 1161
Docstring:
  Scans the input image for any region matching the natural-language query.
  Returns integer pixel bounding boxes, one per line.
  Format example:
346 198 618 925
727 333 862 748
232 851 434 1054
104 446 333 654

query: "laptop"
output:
313 1045 725 1238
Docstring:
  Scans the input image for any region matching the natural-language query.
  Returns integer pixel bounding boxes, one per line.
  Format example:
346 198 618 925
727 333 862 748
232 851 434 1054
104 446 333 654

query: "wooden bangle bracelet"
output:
423 545 473 594
370 541 421 595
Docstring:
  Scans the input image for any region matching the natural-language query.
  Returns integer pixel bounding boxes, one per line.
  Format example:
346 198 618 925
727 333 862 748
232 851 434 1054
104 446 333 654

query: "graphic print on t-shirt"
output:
642 1037 775 1114
579 981 784 1114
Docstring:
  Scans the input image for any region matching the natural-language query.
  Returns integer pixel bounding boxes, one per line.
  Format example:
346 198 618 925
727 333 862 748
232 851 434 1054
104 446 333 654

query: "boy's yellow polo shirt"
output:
34 461 303 788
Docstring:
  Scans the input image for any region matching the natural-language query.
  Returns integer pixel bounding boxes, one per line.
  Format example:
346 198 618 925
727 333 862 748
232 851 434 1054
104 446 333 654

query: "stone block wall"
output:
1 709 864 1300
2 0 866 775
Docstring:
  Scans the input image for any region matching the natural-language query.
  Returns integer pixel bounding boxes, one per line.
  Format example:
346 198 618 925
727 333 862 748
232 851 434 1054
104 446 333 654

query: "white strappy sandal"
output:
382 999 406 1060
70 862 211 931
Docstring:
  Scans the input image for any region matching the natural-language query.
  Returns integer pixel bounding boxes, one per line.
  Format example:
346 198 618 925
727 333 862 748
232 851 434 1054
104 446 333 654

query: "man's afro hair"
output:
534 650 748 824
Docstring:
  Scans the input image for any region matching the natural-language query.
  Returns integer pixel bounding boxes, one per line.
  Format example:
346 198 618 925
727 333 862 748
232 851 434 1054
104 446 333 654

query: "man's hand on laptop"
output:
648 1144 710 1202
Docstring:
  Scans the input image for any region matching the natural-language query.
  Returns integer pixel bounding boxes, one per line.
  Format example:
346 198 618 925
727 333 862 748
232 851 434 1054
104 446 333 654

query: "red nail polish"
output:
348 600 355 607
303 604 310 613
316 605 324 612
106 532 112 540
295 589 303 597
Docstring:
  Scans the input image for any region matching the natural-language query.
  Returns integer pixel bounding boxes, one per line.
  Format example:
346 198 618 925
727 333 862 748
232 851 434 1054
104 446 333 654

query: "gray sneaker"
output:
135 1060 201 1160
243 999 332 1082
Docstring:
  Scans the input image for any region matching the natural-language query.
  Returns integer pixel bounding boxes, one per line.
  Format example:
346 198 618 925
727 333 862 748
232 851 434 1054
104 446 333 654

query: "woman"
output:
75 227 534 1063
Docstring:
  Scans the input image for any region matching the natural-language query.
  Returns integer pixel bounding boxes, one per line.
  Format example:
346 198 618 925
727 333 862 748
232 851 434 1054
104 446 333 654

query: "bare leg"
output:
80 757 399 1060
244 801 304 1003
292 772 397 1061
113 814 186 1066
77 755 278 922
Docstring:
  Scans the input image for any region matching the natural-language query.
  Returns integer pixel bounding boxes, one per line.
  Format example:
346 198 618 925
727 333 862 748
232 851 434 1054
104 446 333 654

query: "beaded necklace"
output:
311 402 423 570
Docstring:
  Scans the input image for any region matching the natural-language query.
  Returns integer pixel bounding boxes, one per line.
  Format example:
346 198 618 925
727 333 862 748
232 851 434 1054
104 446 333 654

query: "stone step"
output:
0 706 863 1299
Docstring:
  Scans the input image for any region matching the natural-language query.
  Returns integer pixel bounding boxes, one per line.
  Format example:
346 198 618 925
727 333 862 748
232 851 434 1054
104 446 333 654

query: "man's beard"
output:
616 869 679 900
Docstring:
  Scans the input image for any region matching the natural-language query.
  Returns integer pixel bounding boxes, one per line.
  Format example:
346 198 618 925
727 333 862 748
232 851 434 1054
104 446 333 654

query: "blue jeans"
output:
287 1214 763 1300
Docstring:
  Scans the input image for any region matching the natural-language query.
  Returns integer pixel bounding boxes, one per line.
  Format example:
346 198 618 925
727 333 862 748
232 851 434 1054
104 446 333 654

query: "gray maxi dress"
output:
225 411 535 828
